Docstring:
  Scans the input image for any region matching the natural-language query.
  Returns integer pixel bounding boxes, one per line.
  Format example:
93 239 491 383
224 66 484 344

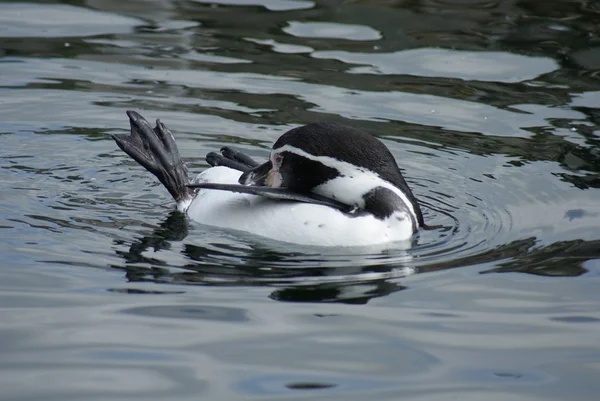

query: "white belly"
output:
183 166 415 247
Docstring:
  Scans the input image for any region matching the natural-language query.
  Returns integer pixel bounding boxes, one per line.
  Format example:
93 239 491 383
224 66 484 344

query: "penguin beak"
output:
239 161 282 187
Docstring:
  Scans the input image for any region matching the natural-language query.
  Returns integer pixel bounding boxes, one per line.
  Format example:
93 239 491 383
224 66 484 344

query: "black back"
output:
274 122 424 226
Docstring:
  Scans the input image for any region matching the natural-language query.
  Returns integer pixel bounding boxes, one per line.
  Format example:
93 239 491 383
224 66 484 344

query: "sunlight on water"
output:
313 48 559 82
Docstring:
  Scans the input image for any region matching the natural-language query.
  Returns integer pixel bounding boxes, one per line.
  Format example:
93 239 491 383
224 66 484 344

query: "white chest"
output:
183 167 415 247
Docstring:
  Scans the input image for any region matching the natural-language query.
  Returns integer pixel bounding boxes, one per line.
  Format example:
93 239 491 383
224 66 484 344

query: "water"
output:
1 0 599 399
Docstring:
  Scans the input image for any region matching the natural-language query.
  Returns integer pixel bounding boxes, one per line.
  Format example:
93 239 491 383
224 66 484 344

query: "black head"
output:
240 121 424 226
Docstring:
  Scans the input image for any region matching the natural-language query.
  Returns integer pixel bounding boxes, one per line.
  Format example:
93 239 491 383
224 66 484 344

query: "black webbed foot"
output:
112 111 192 202
206 146 260 172
221 146 260 168
206 152 253 172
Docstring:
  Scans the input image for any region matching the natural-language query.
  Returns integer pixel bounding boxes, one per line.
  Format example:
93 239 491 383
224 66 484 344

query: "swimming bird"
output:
112 111 424 246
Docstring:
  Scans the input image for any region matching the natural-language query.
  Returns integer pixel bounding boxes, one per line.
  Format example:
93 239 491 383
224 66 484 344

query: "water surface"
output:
1 0 599 400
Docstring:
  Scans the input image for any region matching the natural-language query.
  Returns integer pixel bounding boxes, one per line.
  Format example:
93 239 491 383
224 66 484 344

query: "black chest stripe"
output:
363 187 415 230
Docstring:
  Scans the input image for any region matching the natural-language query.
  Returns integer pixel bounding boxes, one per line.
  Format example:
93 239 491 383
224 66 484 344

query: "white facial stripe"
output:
272 144 417 221
267 169 282 187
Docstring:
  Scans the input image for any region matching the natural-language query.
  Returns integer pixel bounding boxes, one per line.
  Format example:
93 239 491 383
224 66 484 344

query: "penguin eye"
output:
274 154 283 166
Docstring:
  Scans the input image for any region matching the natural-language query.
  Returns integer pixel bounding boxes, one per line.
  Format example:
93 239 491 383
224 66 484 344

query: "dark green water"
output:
1 0 599 399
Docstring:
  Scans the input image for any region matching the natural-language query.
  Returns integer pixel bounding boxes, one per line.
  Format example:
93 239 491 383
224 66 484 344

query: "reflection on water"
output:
1 0 600 400
114 211 413 303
